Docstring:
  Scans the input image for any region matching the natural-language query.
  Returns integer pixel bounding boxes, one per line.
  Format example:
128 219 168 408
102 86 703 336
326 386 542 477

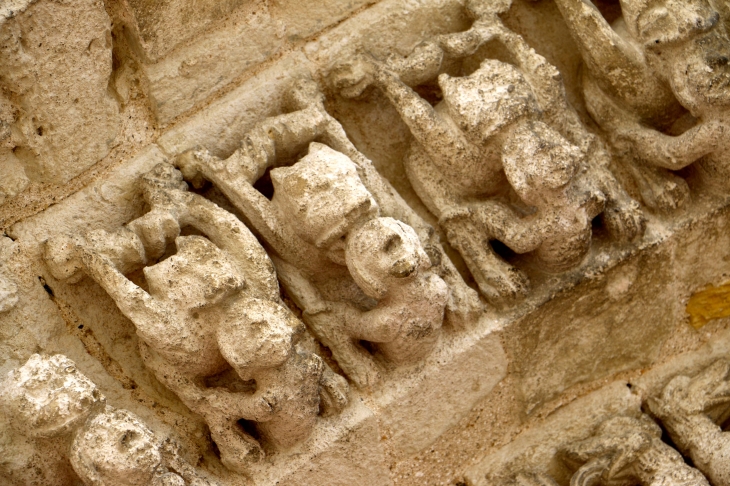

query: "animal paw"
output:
603 198 645 243
330 54 377 99
319 370 349 416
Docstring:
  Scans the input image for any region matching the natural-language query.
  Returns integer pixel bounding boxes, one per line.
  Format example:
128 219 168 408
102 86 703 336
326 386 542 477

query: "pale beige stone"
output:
4 0 730 484
0 0 120 184
43 164 350 475
0 354 217 486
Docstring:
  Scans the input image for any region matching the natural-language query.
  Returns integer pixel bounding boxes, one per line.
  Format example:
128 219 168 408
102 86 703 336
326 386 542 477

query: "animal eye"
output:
383 234 401 252
120 430 138 448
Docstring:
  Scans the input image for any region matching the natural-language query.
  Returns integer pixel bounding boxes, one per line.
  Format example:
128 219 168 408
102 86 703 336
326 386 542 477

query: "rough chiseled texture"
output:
0 0 119 185
3 0 730 485
331 0 644 306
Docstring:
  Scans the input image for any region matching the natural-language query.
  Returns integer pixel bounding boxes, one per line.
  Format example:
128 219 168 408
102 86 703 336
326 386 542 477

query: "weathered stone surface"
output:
464 381 641 486
141 0 375 123
0 0 120 184
4 0 730 484
372 318 507 459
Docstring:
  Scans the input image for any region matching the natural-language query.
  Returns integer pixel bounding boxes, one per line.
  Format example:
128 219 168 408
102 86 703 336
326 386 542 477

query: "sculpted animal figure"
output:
554 0 730 208
331 0 643 303
562 415 709 486
0 354 217 486
43 164 348 473
648 359 730 486
177 79 472 389
297 217 448 373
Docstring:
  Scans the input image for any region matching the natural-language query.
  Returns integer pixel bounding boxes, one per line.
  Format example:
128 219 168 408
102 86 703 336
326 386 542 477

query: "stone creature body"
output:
43 164 348 473
331 0 644 304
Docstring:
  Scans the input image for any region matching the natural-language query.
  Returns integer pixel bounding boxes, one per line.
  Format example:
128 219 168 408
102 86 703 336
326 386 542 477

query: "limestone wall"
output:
2 1 730 485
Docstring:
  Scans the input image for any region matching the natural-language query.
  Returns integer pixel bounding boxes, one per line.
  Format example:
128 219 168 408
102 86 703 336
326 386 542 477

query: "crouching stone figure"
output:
0 354 217 486
43 164 348 473
177 79 460 389
331 0 644 303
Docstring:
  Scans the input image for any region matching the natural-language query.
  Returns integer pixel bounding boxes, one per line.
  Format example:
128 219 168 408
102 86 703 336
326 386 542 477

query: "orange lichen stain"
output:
687 282 730 329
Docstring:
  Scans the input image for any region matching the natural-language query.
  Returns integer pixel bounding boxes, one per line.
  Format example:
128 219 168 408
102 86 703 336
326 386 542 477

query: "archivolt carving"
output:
648 360 730 486
0 354 215 486
554 0 730 210
561 414 709 485
43 164 348 473
176 78 475 389
331 0 644 305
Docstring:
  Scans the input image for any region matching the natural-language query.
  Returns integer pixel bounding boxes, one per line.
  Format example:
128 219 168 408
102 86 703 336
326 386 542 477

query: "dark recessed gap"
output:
237 419 262 443
38 276 54 297
413 82 443 106
253 168 274 200
358 340 377 355
489 239 516 262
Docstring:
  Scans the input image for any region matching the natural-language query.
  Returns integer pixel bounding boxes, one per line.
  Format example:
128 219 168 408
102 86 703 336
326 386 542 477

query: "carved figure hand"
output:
205 388 276 423
318 366 349 417
285 77 327 111
330 53 378 99
435 29 484 57
43 233 86 283
127 208 181 261
175 149 229 189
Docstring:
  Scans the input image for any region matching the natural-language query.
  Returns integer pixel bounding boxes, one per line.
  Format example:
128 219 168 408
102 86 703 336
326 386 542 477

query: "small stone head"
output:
217 299 304 380
621 0 719 47
143 235 245 308
70 407 163 486
0 354 105 438
439 60 539 145
271 142 379 250
502 121 582 207
345 217 430 300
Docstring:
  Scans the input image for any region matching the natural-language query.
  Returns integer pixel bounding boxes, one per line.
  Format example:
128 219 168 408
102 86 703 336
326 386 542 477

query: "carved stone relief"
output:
647 360 730 486
176 78 473 389
331 0 644 305
554 0 730 210
43 164 349 474
0 354 215 486
3 0 730 484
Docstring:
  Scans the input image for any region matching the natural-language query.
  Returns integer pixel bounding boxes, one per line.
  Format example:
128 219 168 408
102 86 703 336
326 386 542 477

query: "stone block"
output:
371 317 507 460
499 201 730 414
248 402 391 486
0 0 120 184
156 53 314 159
122 0 248 62
140 0 375 123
